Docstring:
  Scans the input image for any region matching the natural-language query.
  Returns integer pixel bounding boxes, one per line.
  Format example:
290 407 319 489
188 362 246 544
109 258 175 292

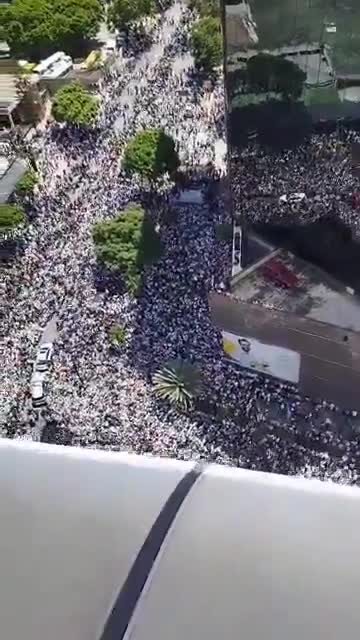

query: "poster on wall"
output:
222 331 300 383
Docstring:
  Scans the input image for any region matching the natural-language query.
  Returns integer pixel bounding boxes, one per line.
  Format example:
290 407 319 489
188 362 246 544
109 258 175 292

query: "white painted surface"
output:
1 443 360 639
128 466 360 640
0 440 189 640
222 330 301 382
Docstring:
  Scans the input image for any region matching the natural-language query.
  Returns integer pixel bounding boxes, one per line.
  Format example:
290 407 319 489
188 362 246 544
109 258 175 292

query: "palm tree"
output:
153 359 202 411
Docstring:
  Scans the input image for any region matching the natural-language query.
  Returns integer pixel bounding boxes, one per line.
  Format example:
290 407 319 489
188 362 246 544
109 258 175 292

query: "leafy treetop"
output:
189 0 219 18
191 16 223 72
0 0 103 60
107 0 155 30
52 82 99 127
0 204 26 232
15 169 38 197
123 128 179 181
92 203 162 292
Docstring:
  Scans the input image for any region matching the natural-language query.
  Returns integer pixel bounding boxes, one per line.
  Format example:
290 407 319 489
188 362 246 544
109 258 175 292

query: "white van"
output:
31 372 46 408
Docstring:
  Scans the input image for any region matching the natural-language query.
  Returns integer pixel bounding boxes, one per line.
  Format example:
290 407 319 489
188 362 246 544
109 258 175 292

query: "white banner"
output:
222 331 300 383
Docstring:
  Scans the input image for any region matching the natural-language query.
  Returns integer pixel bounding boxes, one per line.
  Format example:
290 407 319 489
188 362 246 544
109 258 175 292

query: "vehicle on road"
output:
31 372 47 408
279 192 305 204
35 343 53 373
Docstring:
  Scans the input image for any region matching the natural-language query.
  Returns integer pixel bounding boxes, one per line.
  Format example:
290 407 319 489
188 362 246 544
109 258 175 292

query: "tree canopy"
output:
190 16 223 72
0 0 103 60
123 128 179 181
92 203 162 293
189 0 219 18
15 169 38 198
0 204 26 234
247 53 306 100
107 0 154 31
52 82 99 127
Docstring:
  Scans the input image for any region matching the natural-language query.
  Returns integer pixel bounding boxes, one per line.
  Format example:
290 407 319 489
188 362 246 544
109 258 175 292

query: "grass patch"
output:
303 84 340 107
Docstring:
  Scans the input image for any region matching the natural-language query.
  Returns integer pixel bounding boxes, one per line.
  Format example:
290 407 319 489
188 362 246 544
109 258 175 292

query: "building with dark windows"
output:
210 1 360 407
222 0 360 279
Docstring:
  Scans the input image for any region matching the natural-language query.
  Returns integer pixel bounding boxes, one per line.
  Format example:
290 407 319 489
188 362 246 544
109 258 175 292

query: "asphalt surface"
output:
210 292 360 409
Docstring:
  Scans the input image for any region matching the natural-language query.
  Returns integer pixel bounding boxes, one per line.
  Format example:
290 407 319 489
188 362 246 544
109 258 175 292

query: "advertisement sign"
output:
222 331 300 383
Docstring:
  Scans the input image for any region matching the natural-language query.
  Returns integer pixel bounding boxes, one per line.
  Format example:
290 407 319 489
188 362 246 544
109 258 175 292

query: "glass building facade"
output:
222 0 360 280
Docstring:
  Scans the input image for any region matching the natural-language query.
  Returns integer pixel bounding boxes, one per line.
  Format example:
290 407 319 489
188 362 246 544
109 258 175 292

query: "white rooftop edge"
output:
1 438 360 640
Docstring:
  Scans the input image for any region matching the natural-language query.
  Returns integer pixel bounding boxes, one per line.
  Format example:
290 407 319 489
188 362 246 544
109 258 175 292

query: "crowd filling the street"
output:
3 0 360 485
231 129 360 233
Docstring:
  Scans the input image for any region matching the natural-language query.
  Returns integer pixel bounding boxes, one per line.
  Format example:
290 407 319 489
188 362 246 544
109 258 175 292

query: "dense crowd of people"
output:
231 129 360 234
2 0 360 484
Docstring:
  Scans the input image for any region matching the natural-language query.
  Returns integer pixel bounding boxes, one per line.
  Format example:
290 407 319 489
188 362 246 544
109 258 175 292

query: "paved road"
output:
40 317 58 345
210 293 360 409
114 3 183 133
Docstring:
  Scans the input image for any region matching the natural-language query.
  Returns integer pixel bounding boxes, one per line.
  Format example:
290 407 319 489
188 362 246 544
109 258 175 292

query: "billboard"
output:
222 330 300 383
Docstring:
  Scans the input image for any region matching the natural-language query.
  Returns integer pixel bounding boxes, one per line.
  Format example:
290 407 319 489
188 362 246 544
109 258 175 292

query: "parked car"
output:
35 342 53 373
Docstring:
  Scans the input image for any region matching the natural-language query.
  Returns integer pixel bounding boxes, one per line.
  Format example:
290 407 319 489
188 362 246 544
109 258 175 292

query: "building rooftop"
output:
210 290 360 408
0 59 19 115
2 439 360 640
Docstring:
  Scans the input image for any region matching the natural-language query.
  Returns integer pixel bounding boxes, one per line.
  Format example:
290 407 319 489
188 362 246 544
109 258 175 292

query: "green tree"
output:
15 169 38 198
108 0 154 31
123 128 179 182
109 324 127 346
0 204 26 236
191 16 223 72
189 0 219 18
0 0 103 60
92 203 162 293
52 82 99 126
153 360 203 411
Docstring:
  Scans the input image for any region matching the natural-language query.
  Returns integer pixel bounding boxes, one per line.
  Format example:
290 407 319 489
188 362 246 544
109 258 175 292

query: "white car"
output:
35 343 53 373
279 192 305 204
31 373 46 408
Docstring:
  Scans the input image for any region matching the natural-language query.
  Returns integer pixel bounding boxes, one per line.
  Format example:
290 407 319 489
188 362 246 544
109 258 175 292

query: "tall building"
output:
210 0 360 407
222 0 360 271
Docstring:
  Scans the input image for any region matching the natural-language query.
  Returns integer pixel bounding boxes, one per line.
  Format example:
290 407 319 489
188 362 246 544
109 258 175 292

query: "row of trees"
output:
92 128 179 293
0 0 103 60
0 0 177 60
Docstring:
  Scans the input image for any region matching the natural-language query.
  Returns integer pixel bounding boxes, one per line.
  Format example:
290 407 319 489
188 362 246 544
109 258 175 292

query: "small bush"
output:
0 204 26 235
15 169 38 197
109 324 127 346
